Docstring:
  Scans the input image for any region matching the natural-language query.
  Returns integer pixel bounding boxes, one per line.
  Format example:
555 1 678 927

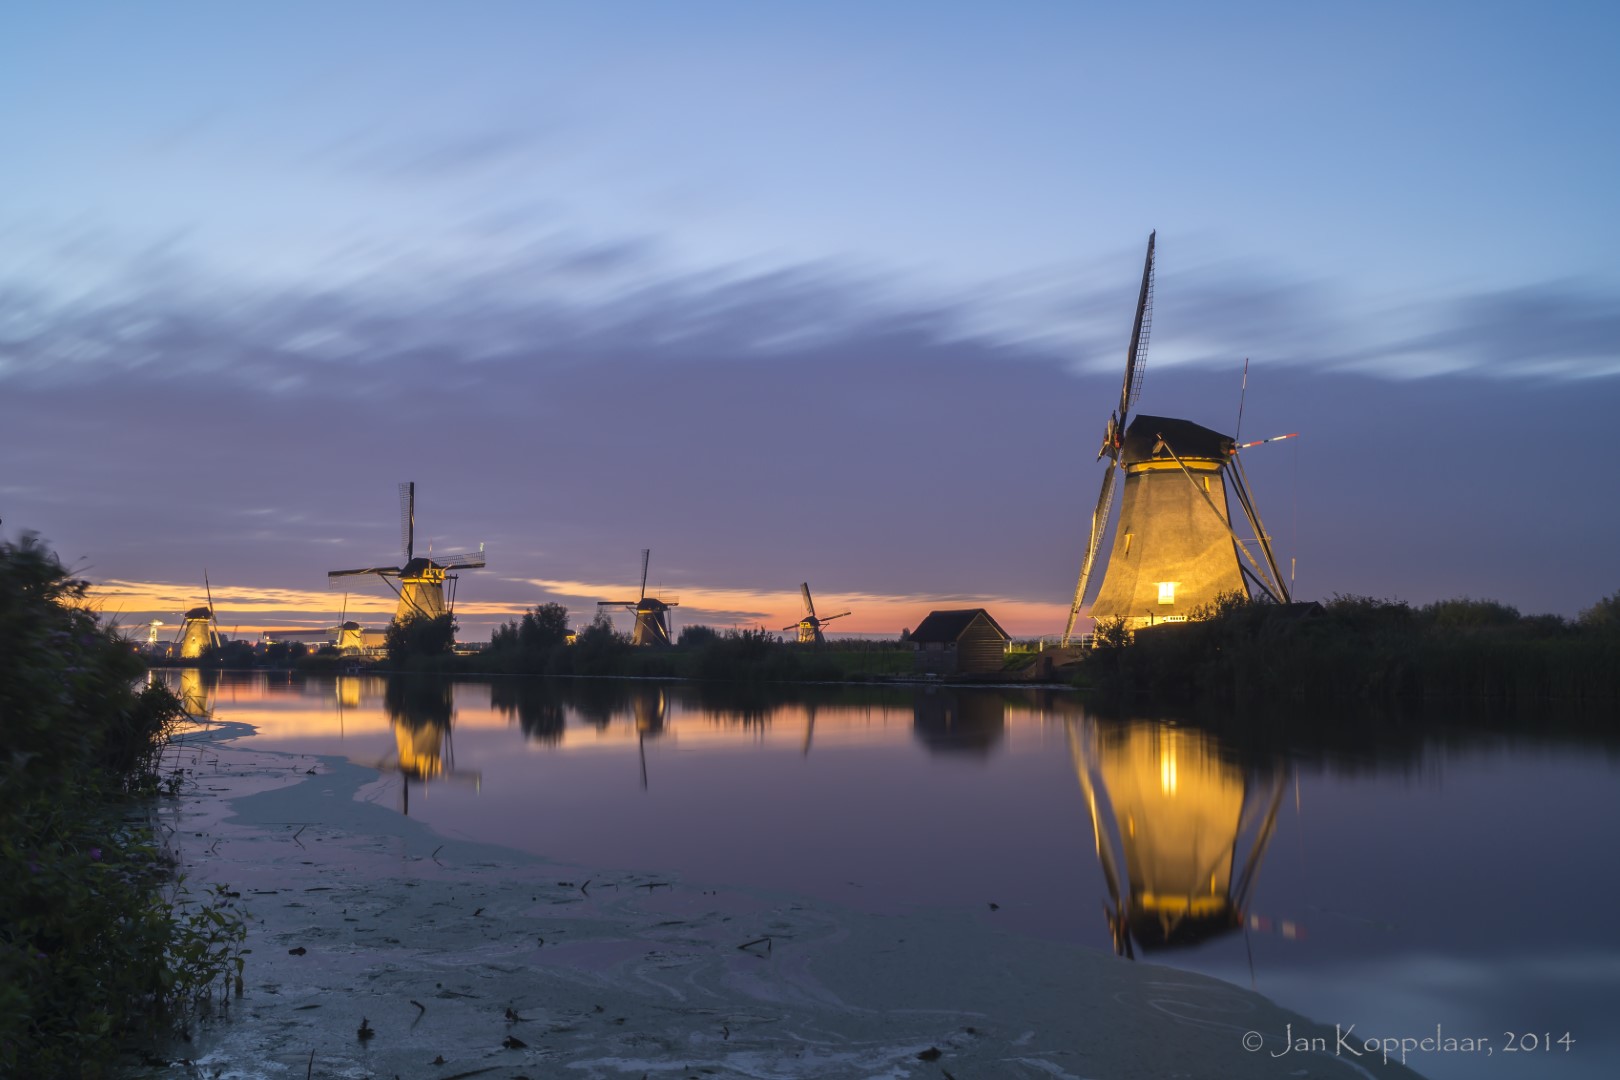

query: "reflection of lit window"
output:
1157 581 1177 604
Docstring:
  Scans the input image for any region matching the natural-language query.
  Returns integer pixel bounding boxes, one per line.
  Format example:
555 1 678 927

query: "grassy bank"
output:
1082 592 1620 715
1 534 246 1077
375 608 919 682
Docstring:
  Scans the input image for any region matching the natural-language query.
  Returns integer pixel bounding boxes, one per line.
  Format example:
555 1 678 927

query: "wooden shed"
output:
909 608 1011 675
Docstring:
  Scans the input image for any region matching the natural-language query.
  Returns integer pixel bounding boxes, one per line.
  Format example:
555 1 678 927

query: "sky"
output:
2 1 1618 642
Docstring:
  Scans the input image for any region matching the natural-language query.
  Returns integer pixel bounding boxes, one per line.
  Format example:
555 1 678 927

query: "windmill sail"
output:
1063 233 1155 646
328 482 488 626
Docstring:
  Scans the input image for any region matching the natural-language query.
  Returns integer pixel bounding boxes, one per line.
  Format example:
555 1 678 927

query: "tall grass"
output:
1 533 246 1076
1086 592 1620 715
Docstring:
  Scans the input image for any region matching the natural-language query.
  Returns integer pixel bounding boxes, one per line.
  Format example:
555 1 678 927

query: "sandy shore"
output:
132 719 1419 1080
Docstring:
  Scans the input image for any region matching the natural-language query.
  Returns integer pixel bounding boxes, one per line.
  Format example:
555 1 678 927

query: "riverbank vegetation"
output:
1 534 246 1077
1083 590 1620 713
469 607 915 681
169 588 1620 717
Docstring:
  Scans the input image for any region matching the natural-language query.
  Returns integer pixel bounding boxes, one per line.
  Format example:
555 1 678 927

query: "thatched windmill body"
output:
328 482 486 625
783 582 850 644
176 574 222 660
1061 233 1291 644
598 549 678 646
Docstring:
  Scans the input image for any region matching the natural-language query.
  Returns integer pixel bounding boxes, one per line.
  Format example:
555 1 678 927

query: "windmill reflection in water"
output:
378 677 480 815
1067 717 1285 958
178 667 213 719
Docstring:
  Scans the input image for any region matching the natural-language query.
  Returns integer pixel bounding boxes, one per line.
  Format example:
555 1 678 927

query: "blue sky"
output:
2 1 1618 637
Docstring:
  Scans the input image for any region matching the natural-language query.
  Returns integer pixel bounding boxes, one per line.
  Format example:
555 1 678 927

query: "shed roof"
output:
909 608 1010 644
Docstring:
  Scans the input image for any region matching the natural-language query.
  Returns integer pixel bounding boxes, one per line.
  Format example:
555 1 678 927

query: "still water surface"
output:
161 669 1619 1079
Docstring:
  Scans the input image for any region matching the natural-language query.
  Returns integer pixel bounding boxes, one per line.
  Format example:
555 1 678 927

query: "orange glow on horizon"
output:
520 576 1073 637
89 576 1075 638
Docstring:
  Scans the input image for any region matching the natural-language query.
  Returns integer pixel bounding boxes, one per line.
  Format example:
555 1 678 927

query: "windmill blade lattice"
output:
1064 232 1155 647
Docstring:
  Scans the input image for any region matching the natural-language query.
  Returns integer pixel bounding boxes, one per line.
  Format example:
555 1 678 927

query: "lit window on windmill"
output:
1202 476 1210 493
1122 532 1133 556
1159 745 1178 795
1157 581 1177 604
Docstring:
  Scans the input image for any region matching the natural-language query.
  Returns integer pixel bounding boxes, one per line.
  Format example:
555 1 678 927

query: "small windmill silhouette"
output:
597 549 678 646
783 583 850 644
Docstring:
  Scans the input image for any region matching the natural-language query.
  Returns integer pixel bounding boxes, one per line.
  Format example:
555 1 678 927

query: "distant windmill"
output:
176 573 223 660
783 583 850 644
597 549 678 646
328 482 487 624
330 593 365 653
1060 233 1291 645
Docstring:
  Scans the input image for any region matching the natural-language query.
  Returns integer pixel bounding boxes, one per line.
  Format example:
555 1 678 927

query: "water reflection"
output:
569 680 632 730
632 687 666 790
1068 718 1285 958
152 669 1620 1080
336 674 365 712
380 675 477 813
912 689 1007 756
632 687 667 738
490 679 566 744
179 666 213 718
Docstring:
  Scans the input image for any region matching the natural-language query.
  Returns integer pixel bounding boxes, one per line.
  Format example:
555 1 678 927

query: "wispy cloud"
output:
4 229 1616 394
308 125 559 184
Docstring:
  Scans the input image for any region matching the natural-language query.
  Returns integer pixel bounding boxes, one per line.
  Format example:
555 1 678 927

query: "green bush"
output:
385 612 458 664
1 532 246 1076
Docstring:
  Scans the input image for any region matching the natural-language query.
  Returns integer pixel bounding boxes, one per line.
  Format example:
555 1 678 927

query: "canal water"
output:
159 669 1619 1080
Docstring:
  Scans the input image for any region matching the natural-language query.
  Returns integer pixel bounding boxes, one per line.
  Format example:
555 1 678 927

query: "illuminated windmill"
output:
329 594 366 653
176 574 223 659
328 482 486 624
1060 233 1291 644
1067 718 1286 956
334 621 366 652
597 549 678 646
783 583 851 644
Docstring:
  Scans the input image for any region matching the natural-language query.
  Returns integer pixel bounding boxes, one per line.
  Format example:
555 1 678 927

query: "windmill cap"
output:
183 606 213 620
1123 415 1234 464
